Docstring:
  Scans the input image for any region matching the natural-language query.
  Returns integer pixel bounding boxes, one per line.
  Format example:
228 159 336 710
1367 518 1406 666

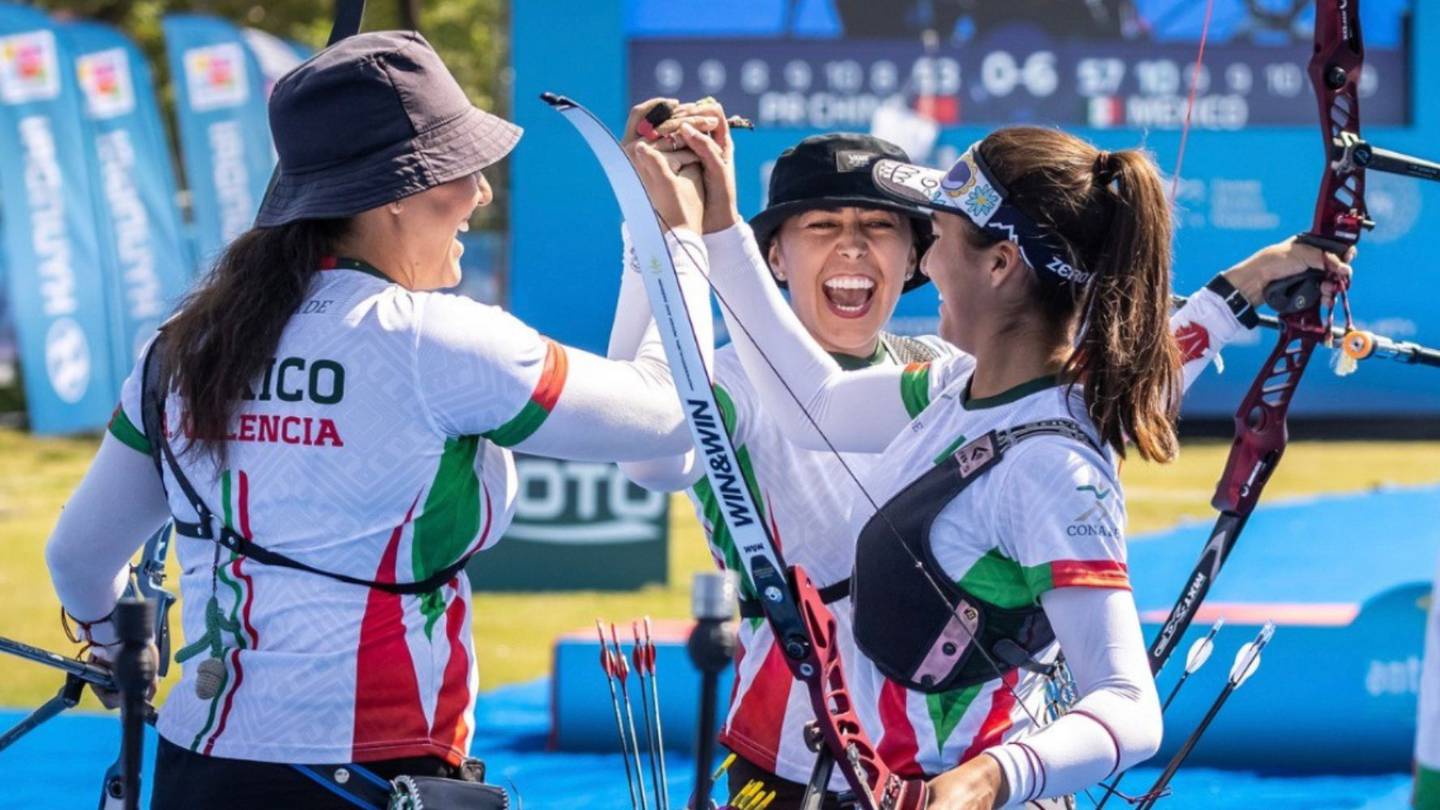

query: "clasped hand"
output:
621 97 742 236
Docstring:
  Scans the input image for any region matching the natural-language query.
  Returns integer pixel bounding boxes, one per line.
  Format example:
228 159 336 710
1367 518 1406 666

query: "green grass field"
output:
1 427 1437 710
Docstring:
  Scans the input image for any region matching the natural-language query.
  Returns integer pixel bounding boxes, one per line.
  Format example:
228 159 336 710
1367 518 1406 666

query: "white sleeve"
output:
416 227 712 461
1171 286 1251 391
45 432 172 630
984 588 1163 806
607 224 655 360
617 355 757 494
704 222 929 453
612 227 715 491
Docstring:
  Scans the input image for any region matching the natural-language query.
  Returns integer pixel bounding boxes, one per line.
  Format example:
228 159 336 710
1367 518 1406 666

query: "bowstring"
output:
1170 0 1217 201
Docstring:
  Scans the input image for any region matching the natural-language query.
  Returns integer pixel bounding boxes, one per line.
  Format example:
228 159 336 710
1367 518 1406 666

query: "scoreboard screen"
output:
626 0 1412 130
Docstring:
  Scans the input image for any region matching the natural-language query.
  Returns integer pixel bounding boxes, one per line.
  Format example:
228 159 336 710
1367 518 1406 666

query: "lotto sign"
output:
183 42 248 111
0 30 58 104
468 455 669 591
75 47 133 119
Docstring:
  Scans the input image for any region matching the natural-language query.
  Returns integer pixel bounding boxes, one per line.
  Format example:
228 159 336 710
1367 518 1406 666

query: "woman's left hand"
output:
626 139 705 235
926 754 1007 810
1221 237 1356 310
675 101 743 235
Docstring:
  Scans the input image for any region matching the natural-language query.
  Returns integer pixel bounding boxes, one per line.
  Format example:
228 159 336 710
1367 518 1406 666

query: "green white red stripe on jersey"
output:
108 404 150 454
484 339 568 447
957 551 1131 610
411 435 496 635
718 635 792 775
900 362 932 418
191 469 258 754
354 434 494 764
877 667 1024 777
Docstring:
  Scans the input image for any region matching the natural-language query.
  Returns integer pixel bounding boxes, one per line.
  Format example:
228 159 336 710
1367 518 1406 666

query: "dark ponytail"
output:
163 218 351 466
974 127 1181 462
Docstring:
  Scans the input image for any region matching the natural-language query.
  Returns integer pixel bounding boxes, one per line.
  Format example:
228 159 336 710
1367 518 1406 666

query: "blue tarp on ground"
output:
4 487 1435 806
0 678 1414 808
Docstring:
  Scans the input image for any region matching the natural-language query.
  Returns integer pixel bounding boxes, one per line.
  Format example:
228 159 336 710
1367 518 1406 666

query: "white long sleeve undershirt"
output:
612 225 708 489
985 587 1163 806
514 227 714 461
44 433 171 630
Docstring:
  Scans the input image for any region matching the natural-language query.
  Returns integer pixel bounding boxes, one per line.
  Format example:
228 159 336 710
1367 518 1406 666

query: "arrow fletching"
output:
1184 618 1224 674
596 620 614 677
1228 622 1275 688
642 616 657 672
610 624 630 682
631 621 644 673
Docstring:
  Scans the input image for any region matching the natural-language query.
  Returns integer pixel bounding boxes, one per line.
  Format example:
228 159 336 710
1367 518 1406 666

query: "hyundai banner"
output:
65 20 193 382
0 4 116 433
163 14 276 269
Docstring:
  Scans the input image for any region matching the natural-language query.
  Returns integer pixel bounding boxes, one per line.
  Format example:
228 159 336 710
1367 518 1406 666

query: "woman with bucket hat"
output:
619 103 1332 807
42 32 715 807
617 124 960 806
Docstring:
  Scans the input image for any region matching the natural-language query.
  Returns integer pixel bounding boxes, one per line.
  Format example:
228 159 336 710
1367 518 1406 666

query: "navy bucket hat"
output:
256 30 521 227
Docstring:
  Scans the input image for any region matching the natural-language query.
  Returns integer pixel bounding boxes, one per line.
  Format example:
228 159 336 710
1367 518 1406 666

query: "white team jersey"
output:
108 259 570 765
696 337 966 784
845 376 1126 778
695 287 1242 784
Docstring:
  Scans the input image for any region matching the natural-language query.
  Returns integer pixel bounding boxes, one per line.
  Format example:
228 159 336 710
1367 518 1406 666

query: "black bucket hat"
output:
256 31 521 227
749 133 934 291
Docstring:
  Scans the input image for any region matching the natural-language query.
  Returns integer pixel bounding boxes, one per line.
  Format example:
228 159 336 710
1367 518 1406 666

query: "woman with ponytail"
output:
676 117 1351 807
43 32 713 807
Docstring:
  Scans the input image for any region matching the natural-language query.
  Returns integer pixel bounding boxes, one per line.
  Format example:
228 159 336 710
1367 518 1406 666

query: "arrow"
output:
1135 623 1276 810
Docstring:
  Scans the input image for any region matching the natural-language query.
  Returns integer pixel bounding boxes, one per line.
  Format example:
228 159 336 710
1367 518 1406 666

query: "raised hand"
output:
675 101 742 235
622 97 723 175
624 98 712 233
626 138 705 235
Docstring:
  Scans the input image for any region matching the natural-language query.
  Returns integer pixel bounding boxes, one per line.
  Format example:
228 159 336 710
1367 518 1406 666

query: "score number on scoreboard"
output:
629 38 1405 131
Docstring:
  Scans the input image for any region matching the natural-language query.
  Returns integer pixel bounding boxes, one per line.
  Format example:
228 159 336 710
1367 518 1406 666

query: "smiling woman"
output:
767 207 915 353
38 30 720 810
747 133 932 358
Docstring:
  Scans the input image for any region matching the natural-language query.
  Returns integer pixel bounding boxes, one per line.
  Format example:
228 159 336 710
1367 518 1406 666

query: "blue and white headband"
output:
871 143 1091 287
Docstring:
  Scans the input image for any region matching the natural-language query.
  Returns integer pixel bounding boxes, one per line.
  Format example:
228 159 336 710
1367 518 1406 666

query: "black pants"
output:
725 750 845 810
151 736 461 809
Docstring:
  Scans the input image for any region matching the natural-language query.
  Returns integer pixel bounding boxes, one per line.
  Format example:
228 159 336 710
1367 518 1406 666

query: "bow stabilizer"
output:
1148 0 1440 674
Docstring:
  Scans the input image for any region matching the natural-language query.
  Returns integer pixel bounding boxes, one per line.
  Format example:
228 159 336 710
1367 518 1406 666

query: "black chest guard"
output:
852 418 1102 694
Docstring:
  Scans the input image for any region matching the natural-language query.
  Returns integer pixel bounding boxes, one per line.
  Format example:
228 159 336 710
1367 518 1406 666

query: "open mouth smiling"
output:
822 274 877 319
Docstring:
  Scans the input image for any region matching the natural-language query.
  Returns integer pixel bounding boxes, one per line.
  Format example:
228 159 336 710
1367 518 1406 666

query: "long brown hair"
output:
163 218 351 465
969 127 1181 462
